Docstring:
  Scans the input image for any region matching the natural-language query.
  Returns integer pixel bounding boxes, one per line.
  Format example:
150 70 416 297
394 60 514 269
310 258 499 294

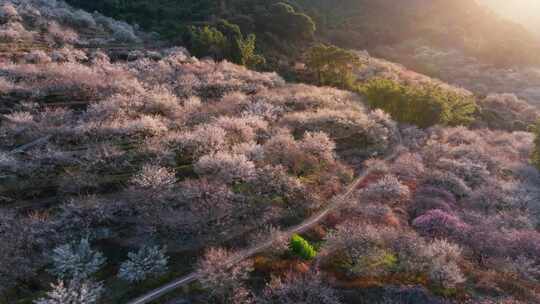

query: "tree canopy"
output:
185 20 265 68
264 2 316 41
359 78 477 128
305 44 361 89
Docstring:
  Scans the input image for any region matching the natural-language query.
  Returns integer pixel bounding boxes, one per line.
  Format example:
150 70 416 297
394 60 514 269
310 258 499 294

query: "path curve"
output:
127 132 404 304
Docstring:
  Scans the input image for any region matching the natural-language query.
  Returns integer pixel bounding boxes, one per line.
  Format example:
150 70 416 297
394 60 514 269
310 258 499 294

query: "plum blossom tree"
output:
195 152 256 184
390 152 425 181
34 280 103 304
410 186 457 219
299 131 336 164
428 260 465 289
197 247 253 303
359 175 410 204
259 271 342 304
24 50 53 64
413 209 469 240
422 239 465 289
322 223 396 277
479 94 540 131
131 164 176 191
422 171 471 198
177 125 227 158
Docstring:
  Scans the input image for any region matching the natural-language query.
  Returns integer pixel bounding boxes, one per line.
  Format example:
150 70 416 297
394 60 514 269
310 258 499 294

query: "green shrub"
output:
305 43 361 89
358 78 477 128
187 25 227 60
348 251 397 276
266 3 316 41
289 234 317 260
186 20 265 68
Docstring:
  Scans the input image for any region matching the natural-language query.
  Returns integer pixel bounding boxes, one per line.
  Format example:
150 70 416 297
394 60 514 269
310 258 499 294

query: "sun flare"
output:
480 0 540 32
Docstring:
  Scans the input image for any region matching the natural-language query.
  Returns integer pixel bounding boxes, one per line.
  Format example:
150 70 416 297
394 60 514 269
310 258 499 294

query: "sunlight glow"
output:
480 0 540 32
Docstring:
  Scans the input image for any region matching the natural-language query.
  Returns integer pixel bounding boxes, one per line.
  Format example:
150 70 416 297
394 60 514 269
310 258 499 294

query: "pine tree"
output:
49 238 106 280
118 245 169 283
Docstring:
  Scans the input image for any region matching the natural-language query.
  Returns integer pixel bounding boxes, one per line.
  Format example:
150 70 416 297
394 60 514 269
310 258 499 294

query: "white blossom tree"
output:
422 239 465 288
34 280 103 304
259 271 342 304
197 247 253 303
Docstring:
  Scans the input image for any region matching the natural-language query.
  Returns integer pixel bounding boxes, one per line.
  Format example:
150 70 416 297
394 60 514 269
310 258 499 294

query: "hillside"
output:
64 0 540 68
295 0 540 108
62 0 540 109
302 0 540 65
2 1 540 304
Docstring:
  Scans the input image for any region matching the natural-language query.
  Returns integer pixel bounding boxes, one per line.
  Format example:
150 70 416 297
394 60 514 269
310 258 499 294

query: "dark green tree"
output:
305 44 361 89
237 34 266 68
188 20 265 68
216 19 243 63
359 78 477 128
187 26 227 60
265 2 316 41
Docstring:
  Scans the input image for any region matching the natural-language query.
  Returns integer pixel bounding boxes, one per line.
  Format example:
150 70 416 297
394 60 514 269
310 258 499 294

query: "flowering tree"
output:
410 186 457 218
34 280 103 304
260 271 342 304
118 245 169 283
130 164 176 191
412 209 469 240
322 223 396 277
359 175 410 204
197 247 253 303
533 122 540 170
479 94 539 131
49 238 106 280
422 171 471 198
195 152 256 184
422 239 465 289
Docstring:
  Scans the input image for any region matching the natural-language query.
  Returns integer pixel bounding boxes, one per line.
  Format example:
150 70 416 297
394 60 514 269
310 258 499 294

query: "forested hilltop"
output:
65 0 540 67
64 0 540 107
2 1 540 304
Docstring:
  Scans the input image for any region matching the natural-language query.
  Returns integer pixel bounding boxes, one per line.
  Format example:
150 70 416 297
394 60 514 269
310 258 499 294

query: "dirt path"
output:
127 133 404 304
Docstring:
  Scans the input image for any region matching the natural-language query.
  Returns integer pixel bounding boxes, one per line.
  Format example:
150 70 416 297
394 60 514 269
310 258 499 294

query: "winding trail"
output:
127 133 404 304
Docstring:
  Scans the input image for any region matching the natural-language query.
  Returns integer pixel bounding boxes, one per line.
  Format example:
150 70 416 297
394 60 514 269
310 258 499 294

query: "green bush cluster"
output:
65 1 315 70
66 0 540 71
358 78 477 128
289 234 317 260
305 43 361 89
264 3 316 41
185 19 265 68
